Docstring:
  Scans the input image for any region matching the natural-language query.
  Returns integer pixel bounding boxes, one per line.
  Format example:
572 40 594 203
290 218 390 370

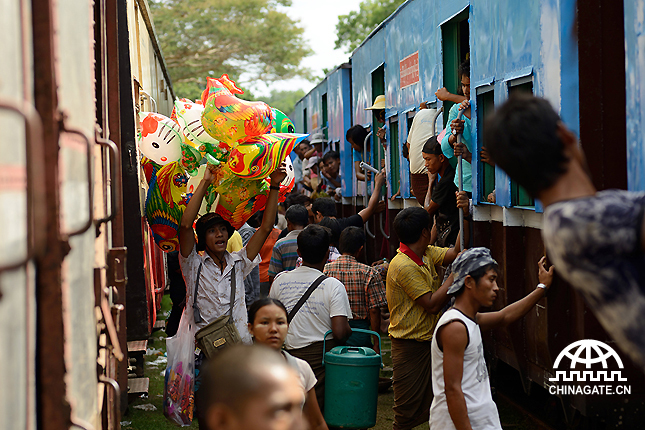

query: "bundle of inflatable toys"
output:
138 74 306 252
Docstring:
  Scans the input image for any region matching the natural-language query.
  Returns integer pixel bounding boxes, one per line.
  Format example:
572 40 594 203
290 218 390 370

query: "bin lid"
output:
324 346 381 366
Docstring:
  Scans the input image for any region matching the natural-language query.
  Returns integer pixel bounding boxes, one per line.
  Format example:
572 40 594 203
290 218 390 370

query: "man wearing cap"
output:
366 95 387 145
387 207 461 430
179 163 287 346
430 249 554 430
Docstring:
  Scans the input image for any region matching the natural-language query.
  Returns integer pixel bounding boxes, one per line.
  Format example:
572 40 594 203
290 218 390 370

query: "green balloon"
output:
271 108 295 134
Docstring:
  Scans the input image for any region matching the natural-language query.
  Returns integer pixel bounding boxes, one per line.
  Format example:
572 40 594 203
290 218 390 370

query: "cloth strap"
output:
287 275 327 323
193 259 236 324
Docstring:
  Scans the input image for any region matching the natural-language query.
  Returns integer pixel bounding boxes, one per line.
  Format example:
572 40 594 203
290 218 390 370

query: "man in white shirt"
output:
270 224 352 411
179 164 287 346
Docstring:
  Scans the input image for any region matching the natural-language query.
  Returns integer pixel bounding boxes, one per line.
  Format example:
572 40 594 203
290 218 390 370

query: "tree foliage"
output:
262 89 305 116
150 0 312 100
335 0 406 53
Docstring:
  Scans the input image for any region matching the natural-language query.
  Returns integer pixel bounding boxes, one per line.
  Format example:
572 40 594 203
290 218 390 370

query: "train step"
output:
127 377 149 399
153 320 166 332
127 340 148 354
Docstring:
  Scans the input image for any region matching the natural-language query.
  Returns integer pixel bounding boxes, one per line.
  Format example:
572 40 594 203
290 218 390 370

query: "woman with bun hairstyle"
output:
248 298 329 430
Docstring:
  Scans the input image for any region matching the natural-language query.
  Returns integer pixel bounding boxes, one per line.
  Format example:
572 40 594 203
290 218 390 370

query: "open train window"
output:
303 108 308 134
441 8 470 128
476 85 495 203
508 76 535 207
371 65 386 172
322 93 328 146
390 119 400 196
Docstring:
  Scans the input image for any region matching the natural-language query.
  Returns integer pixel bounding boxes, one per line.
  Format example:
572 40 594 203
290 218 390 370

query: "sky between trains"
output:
252 0 364 97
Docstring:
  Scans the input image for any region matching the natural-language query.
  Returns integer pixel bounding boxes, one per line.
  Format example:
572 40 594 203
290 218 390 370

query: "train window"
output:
303 108 307 133
441 8 469 128
390 120 400 196
476 86 495 203
371 65 386 170
508 76 535 207
321 93 328 143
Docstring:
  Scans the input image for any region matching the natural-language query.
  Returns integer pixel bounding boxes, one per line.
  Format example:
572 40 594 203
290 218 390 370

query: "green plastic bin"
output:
322 329 382 428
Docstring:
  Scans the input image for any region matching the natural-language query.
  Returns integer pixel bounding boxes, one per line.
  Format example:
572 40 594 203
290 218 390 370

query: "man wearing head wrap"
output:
429 248 554 430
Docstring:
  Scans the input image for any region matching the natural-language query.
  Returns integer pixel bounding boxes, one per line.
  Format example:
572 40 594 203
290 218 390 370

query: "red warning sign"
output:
400 51 419 89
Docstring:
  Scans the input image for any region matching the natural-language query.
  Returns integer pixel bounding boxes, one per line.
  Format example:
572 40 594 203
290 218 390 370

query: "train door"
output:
441 9 470 128
0 0 44 428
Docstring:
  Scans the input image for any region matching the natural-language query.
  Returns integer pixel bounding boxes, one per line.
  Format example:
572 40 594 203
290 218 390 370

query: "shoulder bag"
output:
194 260 243 359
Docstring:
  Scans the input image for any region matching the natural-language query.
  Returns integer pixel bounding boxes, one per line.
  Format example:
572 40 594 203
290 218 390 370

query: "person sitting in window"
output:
422 136 460 247
322 150 341 190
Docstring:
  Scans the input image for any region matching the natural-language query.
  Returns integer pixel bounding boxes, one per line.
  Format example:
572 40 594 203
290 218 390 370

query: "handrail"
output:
456 109 465 251
99 375 121 430
60 127 94 237
0 99 46 272
379 211 390 239
363 130 375 239
140 90 157 112
95 136 120 225
430 106 444 135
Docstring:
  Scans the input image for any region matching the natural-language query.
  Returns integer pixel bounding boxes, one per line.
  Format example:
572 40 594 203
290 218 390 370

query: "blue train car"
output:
295 0 645 426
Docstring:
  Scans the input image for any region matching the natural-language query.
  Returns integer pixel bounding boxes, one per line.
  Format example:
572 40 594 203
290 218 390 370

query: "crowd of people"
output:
164 54 645 429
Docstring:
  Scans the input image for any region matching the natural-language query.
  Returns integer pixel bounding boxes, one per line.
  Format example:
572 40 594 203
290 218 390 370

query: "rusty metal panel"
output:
53 0 100 425
0 0 38 428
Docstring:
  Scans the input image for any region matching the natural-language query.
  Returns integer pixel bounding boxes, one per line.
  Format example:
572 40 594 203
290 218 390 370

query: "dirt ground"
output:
123 294 547 430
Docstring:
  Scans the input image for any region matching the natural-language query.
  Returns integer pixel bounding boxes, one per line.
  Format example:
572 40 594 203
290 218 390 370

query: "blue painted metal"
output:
327 66 353 197
624 0 645 191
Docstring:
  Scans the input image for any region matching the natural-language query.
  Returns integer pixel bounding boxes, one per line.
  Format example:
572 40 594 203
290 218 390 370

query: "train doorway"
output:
441 8 470 128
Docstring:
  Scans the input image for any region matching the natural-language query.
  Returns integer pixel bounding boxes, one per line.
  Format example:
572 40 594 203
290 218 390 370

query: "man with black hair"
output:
269 204 309 285
179 164 286 345
311 170 386 231
387 207 461 430
270 224 353 411
321 150 341 190
430 248 553 430
347 124 371 182
484 93 645 367
422 136 459 247
198 345 306 430
324 227 387 353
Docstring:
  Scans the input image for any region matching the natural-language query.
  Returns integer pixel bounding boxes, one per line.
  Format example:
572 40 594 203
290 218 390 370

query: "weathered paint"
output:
625 0 645 191
326 66 353 196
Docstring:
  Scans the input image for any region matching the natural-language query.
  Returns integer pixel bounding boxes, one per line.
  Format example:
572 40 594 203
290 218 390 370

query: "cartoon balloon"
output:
139 112 183 165
145 171 184 252
201 74 274 147
227 133 308 180
173 99 230 162
270 108 295 133
156 161 189 209
276 155 295 197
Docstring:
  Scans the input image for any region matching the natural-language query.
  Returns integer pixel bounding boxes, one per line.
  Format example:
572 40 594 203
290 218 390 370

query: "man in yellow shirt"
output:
387 207 460 430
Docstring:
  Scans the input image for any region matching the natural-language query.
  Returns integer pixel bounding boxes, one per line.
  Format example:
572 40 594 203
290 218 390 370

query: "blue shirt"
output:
441 104 472 193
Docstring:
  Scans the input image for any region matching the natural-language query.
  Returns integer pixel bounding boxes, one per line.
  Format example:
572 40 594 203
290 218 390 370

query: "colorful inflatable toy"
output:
200 74 274 146
227 133 308 180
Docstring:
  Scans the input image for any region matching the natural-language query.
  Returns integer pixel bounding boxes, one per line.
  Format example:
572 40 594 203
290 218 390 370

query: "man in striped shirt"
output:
268 204 309 285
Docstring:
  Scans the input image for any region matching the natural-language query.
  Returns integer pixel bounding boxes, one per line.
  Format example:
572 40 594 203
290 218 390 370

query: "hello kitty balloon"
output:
138 112 183 165
173 100 230 163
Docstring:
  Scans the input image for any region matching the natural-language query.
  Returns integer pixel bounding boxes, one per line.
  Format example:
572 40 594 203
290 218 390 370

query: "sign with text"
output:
400 51 419 89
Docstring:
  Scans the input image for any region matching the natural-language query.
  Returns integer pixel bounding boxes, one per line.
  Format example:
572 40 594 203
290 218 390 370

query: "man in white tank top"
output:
430 248 554 430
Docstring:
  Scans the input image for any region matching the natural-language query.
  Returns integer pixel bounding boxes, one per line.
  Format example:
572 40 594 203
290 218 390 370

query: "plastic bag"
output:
163 305 195 426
